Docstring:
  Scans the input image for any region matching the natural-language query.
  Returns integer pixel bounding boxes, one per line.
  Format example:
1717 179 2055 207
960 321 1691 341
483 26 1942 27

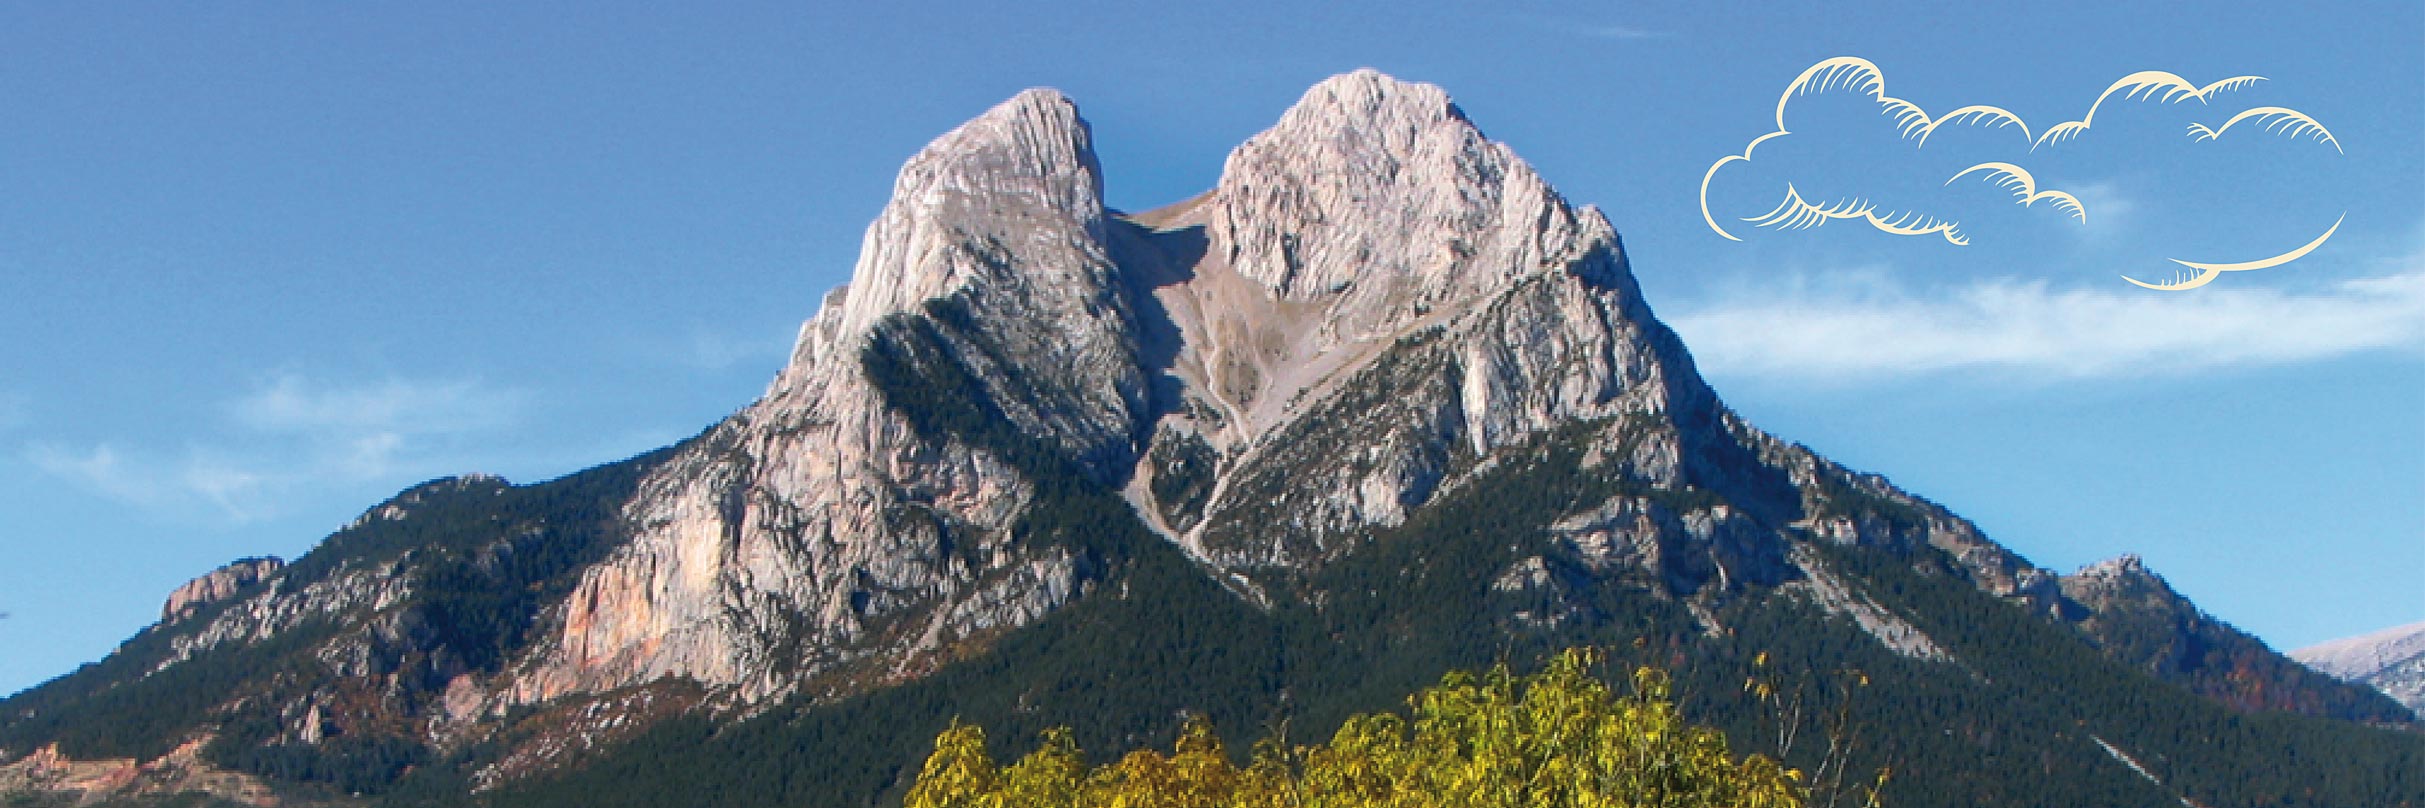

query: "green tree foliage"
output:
902 648 1810 808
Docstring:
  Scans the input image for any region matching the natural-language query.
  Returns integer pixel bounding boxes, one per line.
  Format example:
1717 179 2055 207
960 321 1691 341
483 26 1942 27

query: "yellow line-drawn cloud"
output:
1706 59 2344 290
1946 162 2087 222
1921 106 2032 146
1700 56 2027 242
2124 214 2344 291
2035 71 2267 150
1742 183 1970 245
2188 107 2343 154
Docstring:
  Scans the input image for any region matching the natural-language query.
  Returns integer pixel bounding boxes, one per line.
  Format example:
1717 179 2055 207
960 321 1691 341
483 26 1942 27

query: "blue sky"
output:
2 1 2418 696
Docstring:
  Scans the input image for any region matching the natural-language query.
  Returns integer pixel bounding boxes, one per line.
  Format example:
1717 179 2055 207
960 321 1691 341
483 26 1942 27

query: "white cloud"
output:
234 375 519 436
1670 270 2425 382
26 443 263 521
180 454 268 522
2065 180 2137 236
27 443 152 505
676 329 790 372
230 374 525 479
27 375 527 523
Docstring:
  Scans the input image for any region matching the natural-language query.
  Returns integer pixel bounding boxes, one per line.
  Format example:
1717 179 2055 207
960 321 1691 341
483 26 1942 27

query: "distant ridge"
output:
2297 620 2425 718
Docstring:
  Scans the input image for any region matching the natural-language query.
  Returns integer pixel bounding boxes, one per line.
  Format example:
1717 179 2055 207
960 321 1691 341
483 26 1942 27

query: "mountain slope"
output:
4 71 2418 808
2298 621 2425 718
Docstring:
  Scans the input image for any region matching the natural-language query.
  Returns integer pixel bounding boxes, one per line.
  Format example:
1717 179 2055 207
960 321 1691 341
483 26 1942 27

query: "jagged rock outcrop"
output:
2296 620 2425 718
161 557 285 624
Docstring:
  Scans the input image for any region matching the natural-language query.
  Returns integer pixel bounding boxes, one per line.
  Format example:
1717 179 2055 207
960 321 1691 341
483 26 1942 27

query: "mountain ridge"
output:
2297 620 2425 718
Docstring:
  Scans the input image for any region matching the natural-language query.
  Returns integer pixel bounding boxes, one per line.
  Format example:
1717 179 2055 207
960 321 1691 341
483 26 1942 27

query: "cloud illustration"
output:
2186 107 2341 153
2126 214 2345 291
1700 58 2349 290
1738 184 1970 245
1699 56 2031 244
2033 71 2267 149
1946 162 2085 223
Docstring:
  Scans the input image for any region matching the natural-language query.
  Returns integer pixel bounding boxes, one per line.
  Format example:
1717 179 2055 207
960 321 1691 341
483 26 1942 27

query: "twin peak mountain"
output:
12 70 2412 807
527 68 2042 704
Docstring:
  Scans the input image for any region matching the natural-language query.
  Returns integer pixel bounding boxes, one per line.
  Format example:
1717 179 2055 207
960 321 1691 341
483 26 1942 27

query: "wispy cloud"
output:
233 375 519 435
180 454 269 522
1513 11 1673 41
1670 270 2425 382
28 443 278 522
27 375 527 522
27 443 155 507
674 328 791 372
2065 179 2138 237
231 374 526 479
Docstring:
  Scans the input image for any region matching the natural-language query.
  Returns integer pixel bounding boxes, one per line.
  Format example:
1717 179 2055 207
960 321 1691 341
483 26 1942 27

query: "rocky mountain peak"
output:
900 86 1101 221
2077 554 2151 580
1272 68 1472 142
897 87 1098 210
2060 554 2177 606
779 86 1112 393
1211 69 1610 317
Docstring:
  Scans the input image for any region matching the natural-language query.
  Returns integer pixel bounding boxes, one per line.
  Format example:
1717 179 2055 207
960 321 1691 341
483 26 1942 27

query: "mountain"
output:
4 70 2420 808
2297 621 2425 718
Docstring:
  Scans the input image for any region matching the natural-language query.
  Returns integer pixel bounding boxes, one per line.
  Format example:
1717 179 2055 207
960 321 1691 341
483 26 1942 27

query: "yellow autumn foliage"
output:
903 648 1807 808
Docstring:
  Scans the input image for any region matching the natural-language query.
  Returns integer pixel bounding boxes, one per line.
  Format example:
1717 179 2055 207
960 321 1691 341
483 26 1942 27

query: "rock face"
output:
160 557 284 623
2296 620 2425 718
